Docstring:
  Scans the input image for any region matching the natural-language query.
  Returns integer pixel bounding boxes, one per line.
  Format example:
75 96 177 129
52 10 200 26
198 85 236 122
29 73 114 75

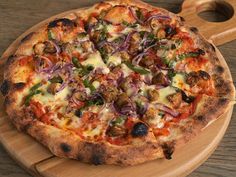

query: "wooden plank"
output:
179 0 236 45
0 116 53 174
35 107 234 177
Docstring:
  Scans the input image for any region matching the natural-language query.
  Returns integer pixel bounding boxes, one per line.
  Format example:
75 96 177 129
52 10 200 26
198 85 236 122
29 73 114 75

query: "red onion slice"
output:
154 103 179 117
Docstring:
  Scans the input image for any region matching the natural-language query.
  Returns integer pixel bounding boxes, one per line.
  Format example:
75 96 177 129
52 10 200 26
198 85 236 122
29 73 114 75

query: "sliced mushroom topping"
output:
167 92 182 109
107 125 127 137
33 42 45 55
114 93 134 115
100 85 119 103
44 41 57 54
152 72 167 85
186 70 210 87
47 83 62 95
129 32 141 54
147 89 159 101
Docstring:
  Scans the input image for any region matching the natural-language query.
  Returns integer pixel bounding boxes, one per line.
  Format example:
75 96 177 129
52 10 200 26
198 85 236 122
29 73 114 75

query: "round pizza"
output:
1 0 235 166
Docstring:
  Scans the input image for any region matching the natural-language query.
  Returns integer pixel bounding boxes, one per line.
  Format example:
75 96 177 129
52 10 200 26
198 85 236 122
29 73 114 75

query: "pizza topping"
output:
114 93 135 116
167 92 182 109
131 122 148 137
186 70 210 87
152 72 168 85
24 83 42 106
147 89 159 101
124 61 150 75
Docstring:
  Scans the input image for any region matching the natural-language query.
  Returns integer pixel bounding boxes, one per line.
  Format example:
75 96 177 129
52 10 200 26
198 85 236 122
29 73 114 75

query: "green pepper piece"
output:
83 79 96 92
124 61 150 75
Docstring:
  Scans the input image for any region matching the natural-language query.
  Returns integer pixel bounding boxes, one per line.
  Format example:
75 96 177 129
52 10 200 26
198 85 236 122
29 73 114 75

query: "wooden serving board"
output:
0 0 236 176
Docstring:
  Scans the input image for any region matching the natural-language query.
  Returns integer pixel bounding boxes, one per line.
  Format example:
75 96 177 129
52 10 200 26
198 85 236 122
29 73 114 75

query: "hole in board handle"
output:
197 0 234 22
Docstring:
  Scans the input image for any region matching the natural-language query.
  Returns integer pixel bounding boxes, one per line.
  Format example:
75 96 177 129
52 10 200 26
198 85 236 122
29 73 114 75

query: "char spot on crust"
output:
4 96 11 107
0 80 10 96
21 32 35 43
60 143 72 153
162 143 175 160
190 27 198 33
196 115 205 121
179 16 185 22
77 154 84 161
20 123 32 132
13 82 26 90
48 18 75 28
6 55 15 66
218 97 228 106
215 65 224 74
90 154 104 165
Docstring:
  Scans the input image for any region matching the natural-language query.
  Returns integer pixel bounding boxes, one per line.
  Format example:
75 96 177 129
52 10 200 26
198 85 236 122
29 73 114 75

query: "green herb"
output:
48 30 54 40
72 57 82 68
99 47 109 64
158 111 165 118
78 32 87 38
177 52 199 61
25 83 42 106
146 33 155 41
124 61 150 75
49 76 63 83
99 25 108 41
136 9 144 21
113 116 126 125
30 83 42 91
86 95 104 106
83 79 96 92
72 57 94 76
168 70 176 79
122 21 137 28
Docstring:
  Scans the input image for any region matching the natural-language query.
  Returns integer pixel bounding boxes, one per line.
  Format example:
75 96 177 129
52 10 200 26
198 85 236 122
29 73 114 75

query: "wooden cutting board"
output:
0 0 236 176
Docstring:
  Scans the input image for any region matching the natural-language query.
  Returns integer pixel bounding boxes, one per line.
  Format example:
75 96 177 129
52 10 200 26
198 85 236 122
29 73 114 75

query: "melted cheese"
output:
172 73 190 90
83 125 102 137
121 63 133 77
81 52 110 74
107 55 122 66
156 86 176 106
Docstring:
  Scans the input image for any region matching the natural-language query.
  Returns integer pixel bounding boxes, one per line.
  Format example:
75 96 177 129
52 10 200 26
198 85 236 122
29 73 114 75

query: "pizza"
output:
0 0 235 166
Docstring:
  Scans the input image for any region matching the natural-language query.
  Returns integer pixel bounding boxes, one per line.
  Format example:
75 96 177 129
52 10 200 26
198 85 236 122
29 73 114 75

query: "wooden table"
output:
0 0 235 176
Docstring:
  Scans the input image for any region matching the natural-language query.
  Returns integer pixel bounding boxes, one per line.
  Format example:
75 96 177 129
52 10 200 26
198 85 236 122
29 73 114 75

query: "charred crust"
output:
48 18 75 28
190 27 198 33
215 65 224 74
196 115 205 121
13 82 26 90
0 80 10 96
218 98 228 106
4 96 11 107
6 55 15 66
84 142 105 165
77 154 84 161
210 43 216 52
90 154 104 165
21 32 35 43
20 123 32 132
60 143 72 153
179 16 185 22
162 143 174 160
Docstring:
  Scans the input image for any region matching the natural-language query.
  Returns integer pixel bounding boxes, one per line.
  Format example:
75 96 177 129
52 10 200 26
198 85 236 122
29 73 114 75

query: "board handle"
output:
179 0 236 46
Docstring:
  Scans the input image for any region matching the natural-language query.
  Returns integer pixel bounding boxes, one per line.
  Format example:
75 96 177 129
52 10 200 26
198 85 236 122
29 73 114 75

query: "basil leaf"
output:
122 21 137 28
30 83 42 91
86 94 104 106
136 9 144 21
124 61 150 75
99 47 109 64
177 52 200 61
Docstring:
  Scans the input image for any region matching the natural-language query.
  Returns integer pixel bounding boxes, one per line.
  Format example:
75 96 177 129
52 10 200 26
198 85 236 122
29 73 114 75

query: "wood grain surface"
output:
0 0 235 177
